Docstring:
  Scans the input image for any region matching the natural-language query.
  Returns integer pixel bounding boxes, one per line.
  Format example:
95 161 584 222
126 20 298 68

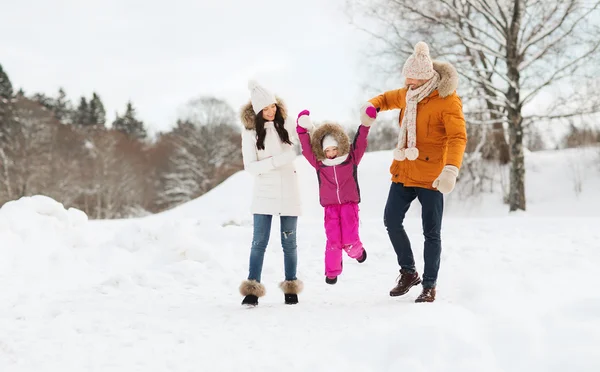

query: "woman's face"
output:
262 104 277 121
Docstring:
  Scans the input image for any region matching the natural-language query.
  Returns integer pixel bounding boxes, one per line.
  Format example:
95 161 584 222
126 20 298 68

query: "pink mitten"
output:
360 103 377 126
366 106 377 119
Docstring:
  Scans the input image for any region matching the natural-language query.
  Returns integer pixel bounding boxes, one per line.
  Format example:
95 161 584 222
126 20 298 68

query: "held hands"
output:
296 109 314 131
432 165 459 194
360 103 377 127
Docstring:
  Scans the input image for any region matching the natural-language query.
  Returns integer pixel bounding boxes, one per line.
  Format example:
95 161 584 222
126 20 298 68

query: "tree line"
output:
0 64 242 218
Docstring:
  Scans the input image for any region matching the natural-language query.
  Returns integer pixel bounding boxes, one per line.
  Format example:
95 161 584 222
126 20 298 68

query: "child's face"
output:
325 147 338 159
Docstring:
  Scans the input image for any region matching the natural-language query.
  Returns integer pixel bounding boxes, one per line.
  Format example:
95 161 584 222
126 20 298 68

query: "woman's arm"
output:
241 130 275 176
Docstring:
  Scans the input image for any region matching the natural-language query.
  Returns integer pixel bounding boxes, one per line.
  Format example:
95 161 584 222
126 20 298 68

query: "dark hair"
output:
255 104 292 150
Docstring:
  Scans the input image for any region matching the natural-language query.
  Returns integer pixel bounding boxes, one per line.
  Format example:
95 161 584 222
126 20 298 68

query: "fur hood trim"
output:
432 61 459 98
240 97 288 130
310 122 350 161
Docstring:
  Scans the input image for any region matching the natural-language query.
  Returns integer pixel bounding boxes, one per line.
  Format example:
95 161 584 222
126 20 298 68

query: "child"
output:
295 107 377 284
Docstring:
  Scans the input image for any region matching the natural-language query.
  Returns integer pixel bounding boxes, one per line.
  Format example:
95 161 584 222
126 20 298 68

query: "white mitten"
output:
360 103 377 127
297 115 314 131
432 165 459 194
272 149 297 168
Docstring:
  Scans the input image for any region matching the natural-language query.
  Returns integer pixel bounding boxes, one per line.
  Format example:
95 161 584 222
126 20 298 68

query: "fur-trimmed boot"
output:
239 280 266 307
279 280 304 305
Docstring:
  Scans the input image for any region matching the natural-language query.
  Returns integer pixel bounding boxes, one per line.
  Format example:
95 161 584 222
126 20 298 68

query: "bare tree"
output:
562 120 600 148
159 97 242 207
76 130 149 219
347 0 600 211
0 97 57 200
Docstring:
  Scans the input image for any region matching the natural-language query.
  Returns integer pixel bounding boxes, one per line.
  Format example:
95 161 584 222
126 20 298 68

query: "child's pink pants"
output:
324 203 364 277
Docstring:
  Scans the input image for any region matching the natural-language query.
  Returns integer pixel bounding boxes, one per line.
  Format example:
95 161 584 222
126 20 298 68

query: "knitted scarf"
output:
394 71 440 161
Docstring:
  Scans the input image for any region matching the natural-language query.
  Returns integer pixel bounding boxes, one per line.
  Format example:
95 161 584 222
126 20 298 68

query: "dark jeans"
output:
248 214 298 283
384 182 444 288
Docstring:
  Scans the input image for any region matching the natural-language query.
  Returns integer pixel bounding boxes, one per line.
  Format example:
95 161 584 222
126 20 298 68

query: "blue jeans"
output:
383 183 444 288
248 214 298 282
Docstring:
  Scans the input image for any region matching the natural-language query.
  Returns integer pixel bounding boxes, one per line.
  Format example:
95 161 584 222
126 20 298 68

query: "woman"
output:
238 80 303 306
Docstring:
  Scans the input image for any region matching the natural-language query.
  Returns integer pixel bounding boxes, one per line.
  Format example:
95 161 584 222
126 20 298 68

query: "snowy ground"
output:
1 148 599 371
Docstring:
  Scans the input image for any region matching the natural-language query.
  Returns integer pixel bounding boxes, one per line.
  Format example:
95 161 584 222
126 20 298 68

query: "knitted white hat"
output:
248 80 277 114
402 42 435 80
322 135 338 150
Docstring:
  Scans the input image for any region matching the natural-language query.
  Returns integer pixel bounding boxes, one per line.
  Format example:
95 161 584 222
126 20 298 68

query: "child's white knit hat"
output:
322 135 338 150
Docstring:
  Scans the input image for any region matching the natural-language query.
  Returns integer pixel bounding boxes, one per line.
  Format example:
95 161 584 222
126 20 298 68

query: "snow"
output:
1 148 600 371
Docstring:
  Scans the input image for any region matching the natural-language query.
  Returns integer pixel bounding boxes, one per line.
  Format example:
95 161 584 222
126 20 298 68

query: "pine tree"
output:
88 92 106 127
0 63 15 141
31 93 54 111
54 88 71 124
73 96 90 126
112 101 147 140
0 64 13 100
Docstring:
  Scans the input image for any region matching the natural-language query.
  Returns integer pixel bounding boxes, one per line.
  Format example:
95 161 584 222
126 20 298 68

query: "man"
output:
360 41 467 303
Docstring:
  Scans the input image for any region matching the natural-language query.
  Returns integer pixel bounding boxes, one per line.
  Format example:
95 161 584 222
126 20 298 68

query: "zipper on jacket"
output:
333 165 341 204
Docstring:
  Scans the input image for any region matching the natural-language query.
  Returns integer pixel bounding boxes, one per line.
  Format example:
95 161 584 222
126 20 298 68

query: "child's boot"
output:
357 249 367 263
325 276 338 285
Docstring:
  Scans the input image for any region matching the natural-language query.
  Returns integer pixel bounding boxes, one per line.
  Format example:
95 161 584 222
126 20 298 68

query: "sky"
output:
0 0 383 135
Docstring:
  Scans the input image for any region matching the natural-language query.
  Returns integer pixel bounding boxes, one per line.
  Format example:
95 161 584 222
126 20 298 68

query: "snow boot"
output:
325 276 338 285
284 294 298 304
389 269 422 297
242 295 258 306
415 287 436 303
239 280 266 306
279 280 303 305
357 249 367 263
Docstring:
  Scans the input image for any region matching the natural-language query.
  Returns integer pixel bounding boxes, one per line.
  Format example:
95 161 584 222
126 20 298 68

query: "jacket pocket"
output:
390 160 401 177
411 150 444 183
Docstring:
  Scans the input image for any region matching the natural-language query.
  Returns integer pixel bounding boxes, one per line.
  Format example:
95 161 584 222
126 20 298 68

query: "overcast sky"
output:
0 0 382 135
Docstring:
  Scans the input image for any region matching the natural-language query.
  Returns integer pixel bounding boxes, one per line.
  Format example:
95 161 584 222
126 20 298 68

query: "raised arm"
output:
295 110 318 168
367 89 404 112
351 105 377 164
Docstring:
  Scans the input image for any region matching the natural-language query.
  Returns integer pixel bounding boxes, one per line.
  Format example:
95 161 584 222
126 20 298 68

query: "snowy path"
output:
2 201 599 371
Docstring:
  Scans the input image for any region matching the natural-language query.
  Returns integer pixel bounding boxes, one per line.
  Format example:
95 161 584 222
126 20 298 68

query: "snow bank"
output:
0 196 95 295
0 196 245 300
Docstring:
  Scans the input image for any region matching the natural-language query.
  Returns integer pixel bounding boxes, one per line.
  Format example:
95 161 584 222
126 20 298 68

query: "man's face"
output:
405 78 429 90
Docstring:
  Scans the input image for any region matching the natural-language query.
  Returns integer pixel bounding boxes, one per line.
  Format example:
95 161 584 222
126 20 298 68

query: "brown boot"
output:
389 269 422 297
415 287 436 303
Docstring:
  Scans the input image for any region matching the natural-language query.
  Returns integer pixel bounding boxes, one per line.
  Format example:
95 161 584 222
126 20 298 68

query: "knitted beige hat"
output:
248 80 277 114
402 42 435 80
